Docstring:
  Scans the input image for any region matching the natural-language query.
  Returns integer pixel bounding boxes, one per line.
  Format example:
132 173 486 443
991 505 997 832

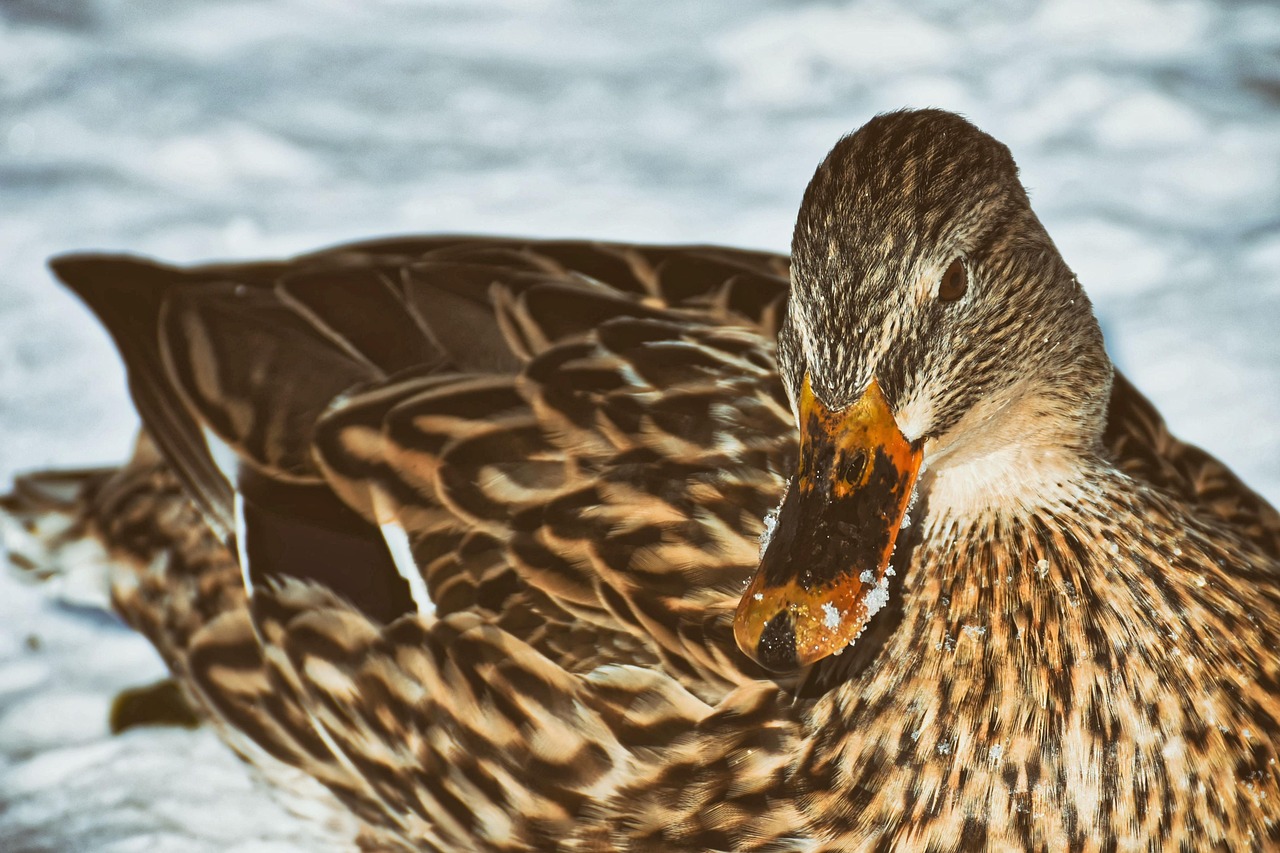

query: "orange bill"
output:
734 375 922 672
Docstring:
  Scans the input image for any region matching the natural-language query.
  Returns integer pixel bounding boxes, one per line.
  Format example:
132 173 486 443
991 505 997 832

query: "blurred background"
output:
1 0 1277 849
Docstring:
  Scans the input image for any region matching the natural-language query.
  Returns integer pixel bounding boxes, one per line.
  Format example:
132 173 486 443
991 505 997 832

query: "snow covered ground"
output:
1 0 1277 849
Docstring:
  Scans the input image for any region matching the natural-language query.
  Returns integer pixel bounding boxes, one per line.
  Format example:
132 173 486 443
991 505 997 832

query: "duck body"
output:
13 110 1280 850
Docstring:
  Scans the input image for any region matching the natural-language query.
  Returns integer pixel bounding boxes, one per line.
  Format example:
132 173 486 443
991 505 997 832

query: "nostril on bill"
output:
757 610 799 671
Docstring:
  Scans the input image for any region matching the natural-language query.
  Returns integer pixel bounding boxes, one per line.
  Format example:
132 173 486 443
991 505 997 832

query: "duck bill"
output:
734 375 922 672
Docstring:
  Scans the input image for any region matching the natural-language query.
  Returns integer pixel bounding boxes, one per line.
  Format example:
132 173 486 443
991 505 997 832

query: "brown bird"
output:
6 108 1280 850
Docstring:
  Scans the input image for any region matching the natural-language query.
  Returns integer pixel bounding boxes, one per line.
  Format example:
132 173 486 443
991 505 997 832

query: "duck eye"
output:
938 258 967 302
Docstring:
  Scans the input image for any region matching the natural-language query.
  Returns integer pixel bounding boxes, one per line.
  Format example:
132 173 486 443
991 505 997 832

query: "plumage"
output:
5 108 1280 850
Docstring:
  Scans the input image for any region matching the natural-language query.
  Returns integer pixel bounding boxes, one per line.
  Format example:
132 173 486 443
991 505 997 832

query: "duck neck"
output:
915 370 1112 521
881 464 1280 723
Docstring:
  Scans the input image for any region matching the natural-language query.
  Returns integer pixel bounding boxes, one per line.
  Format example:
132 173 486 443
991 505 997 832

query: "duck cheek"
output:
733 375 922 672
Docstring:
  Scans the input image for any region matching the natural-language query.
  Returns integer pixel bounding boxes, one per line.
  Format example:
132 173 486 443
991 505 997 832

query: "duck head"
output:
735 109 1113 672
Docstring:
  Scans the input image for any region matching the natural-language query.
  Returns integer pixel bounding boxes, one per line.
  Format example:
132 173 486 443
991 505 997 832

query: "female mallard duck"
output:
10 108 1280 850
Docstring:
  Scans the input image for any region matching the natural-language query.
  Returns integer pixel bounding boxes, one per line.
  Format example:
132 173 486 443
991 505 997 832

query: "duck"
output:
7 107 1280 850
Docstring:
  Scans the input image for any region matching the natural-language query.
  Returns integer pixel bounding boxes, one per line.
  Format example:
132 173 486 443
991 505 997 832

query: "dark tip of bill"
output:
757 610 799 672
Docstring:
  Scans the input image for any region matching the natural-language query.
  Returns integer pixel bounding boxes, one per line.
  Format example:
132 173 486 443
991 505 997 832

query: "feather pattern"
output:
7 110 1280 850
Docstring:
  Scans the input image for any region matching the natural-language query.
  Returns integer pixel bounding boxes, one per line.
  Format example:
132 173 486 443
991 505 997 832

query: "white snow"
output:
1 0 1278 848
759 502 781 558
822 601 842 630
863 576 892 619
0 553 356 851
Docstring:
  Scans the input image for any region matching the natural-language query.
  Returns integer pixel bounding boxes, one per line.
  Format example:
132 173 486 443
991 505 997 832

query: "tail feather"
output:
49 254 237 541
2 465 118 606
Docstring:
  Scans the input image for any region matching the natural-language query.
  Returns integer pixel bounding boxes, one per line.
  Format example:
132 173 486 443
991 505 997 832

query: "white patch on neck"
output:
921 446 1087 518
915 383 1095 517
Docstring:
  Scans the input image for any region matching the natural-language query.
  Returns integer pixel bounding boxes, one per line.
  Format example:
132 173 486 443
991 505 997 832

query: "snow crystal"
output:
822 602 842 630
901 485 920 530
759 503 781 559
863 576 891 619
859 569 876 584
